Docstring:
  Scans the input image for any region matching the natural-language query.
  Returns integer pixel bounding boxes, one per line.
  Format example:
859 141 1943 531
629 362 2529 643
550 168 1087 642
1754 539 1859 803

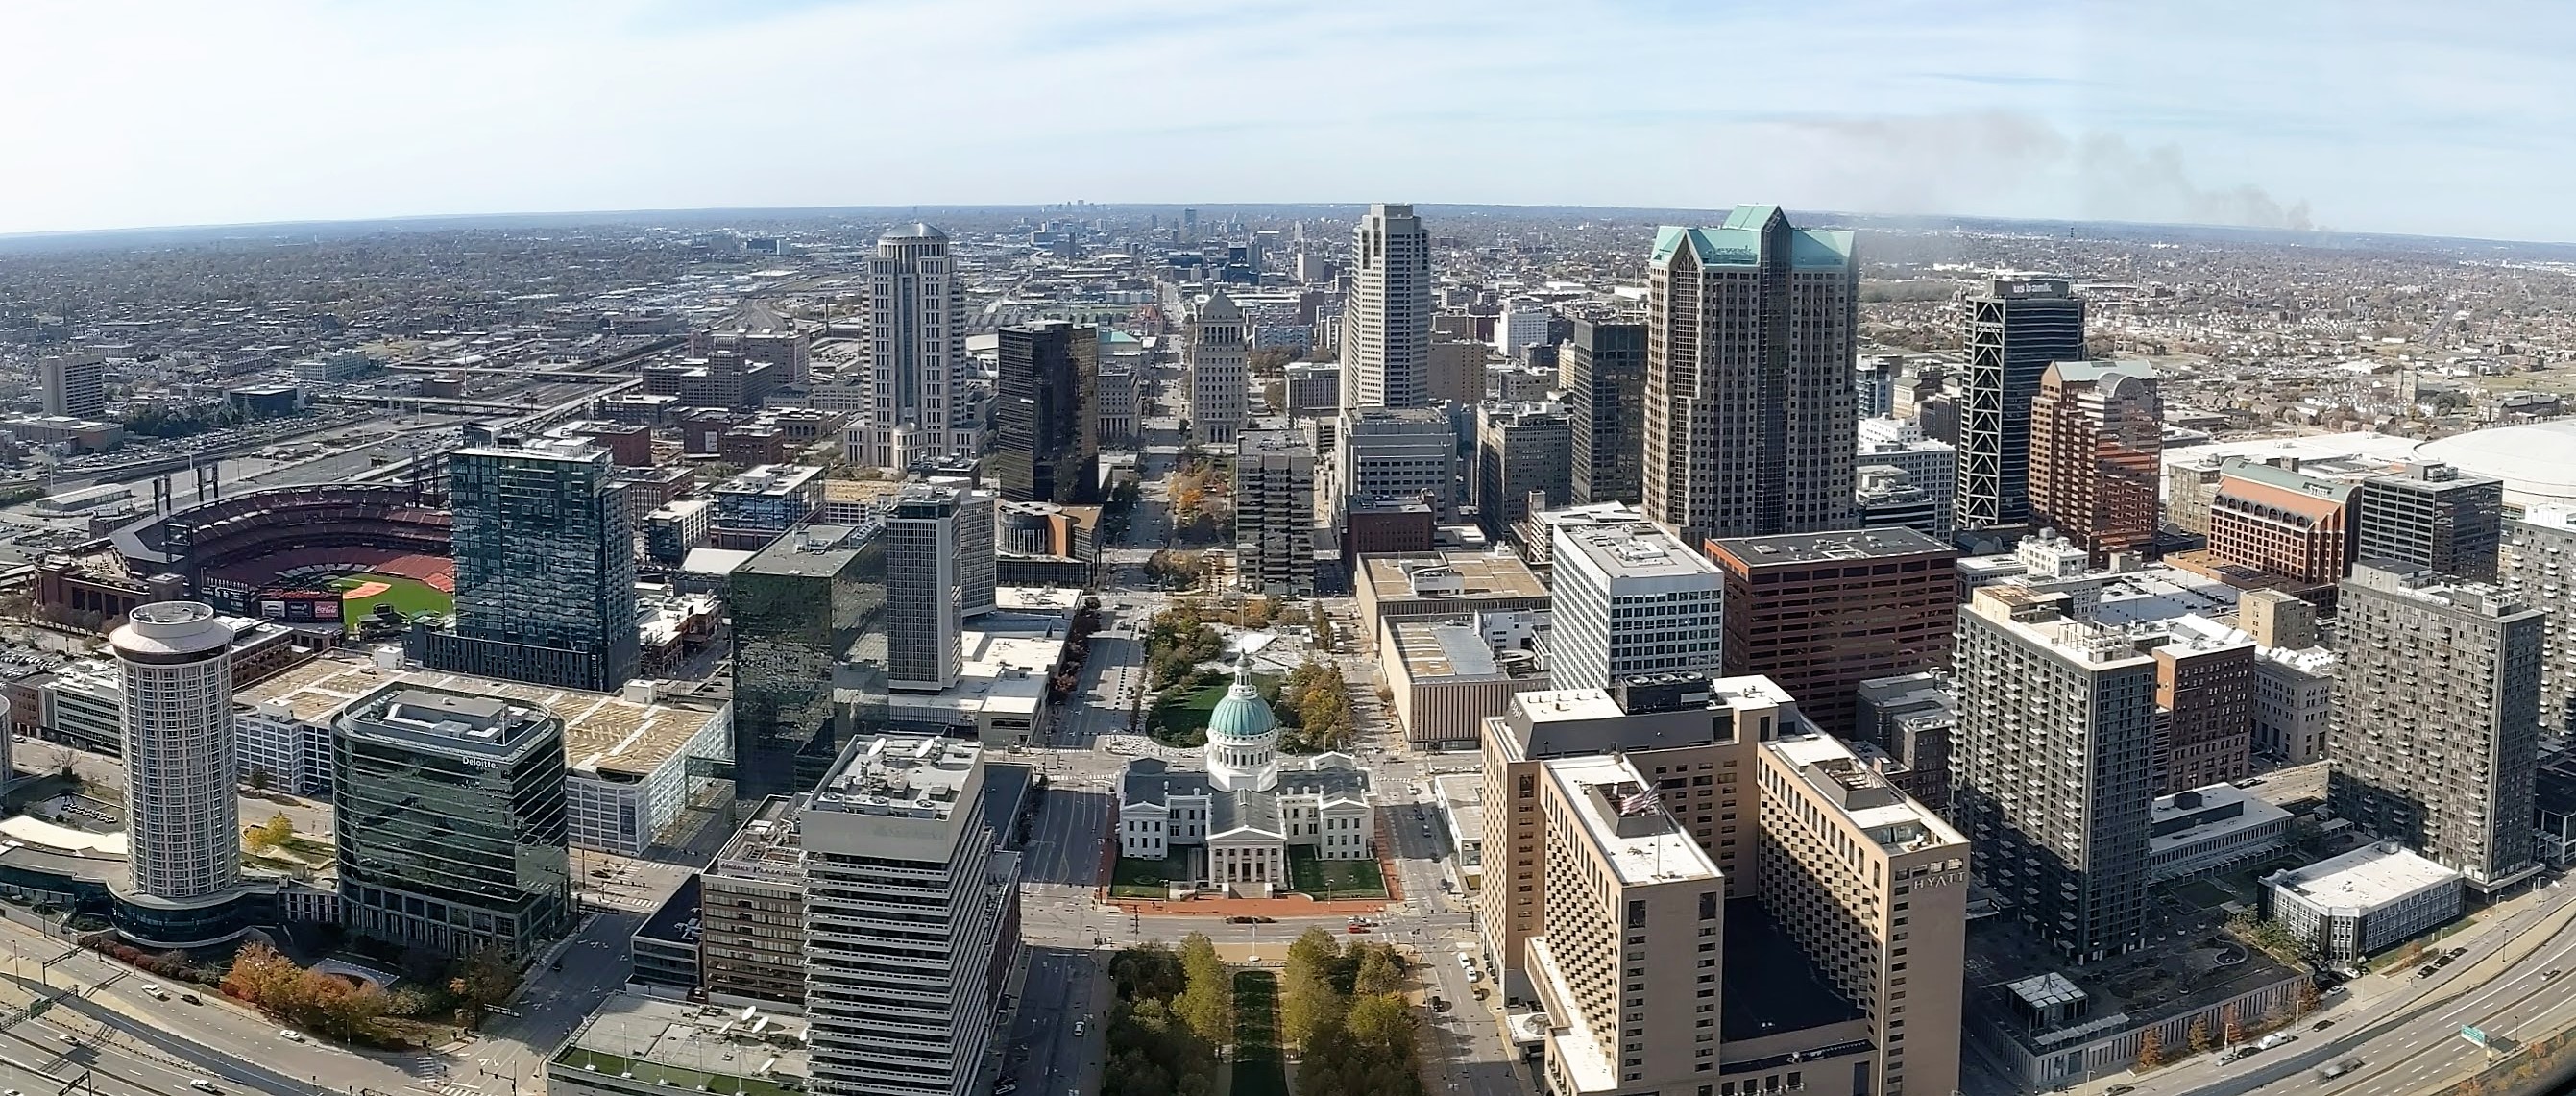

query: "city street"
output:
459 906 649 1096
1002 541 1529 1096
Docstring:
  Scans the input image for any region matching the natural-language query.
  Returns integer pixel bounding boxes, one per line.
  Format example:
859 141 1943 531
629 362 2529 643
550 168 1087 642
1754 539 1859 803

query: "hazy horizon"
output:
6 1 2570 242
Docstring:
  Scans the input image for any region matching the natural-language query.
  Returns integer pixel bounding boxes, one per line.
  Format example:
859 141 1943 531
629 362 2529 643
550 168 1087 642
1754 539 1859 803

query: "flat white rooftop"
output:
1559 523 1719 582
1513 689 1629 724
2269 842 2463 912
1543 754 1718 887
2150 784 2295 856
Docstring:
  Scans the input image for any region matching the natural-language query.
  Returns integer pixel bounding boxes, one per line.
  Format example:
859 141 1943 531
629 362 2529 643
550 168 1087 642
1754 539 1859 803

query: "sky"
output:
2 0 2571 241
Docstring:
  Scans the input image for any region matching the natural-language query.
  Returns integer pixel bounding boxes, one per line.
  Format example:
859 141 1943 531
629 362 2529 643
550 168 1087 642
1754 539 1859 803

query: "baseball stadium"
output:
111 483 453 632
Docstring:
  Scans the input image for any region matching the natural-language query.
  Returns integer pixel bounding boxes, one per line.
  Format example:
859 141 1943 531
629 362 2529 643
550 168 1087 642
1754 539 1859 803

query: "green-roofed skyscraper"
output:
1642 205 1859 546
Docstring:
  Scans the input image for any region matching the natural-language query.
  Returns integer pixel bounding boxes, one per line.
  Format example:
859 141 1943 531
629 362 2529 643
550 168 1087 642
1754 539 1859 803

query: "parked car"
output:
2104 1086 2134 1096
2312 1019 2336 1032
2417 965 2440 978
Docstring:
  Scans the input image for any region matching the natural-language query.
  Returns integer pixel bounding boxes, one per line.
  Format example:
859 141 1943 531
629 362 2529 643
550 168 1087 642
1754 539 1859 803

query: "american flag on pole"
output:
1617 786 1662 816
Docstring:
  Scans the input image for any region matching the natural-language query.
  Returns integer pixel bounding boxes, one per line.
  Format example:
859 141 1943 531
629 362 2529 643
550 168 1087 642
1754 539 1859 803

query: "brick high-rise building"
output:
1642 206 1858 546
2151 628 2256 793
1704 527 1957 738
1481 678 1967 1096
1758 727 1967 1096
2205 461 2358 587
2331 563 2543 894
2028 359 2161 561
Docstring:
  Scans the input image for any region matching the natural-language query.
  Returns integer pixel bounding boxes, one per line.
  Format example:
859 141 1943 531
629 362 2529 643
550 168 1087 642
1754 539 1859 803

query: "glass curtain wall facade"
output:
994 320 1100 504
730 524 890 803
425 442 639 692
1566 319 1646 506
333 685 571 958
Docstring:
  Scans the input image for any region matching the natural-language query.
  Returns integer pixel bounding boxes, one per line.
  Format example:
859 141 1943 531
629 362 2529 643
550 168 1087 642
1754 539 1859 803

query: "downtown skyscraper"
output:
801 735 1017 1096
993 319 1099 504
1338 203 1431 410
1641 205 1858 546
856 224 979 472
1564 318 1646 505
418 438 639 693
112 601 249 947
2027 359 2162 560
730 523 888 803
1183 290 1249 445
2331 563 2544 894
1957 277 2086 532
1952 585 2155 962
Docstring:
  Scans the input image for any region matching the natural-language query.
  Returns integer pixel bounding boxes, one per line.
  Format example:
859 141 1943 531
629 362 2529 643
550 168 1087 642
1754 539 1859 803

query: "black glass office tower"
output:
418 440 639 691
728 523 888 803
994 320 1100 504
1565 319 1646 505
333 683 571 958
1958 278 2085 531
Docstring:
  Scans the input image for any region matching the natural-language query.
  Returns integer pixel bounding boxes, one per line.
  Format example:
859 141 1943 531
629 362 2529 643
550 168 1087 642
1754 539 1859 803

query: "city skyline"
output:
8 18 2576 1089
4 2 2574 241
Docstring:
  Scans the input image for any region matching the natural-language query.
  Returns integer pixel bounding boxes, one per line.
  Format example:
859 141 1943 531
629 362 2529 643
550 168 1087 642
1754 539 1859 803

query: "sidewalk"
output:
1109 894 1395 917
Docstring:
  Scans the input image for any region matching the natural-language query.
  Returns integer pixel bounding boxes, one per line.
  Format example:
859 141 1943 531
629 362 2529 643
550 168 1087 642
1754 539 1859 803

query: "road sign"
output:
2462 1025 2488 1048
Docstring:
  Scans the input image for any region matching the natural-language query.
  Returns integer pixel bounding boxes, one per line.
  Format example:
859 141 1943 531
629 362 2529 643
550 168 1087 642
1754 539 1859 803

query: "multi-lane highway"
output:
0 909 419 1095
0 845 683 1096
2073 882 2576 1096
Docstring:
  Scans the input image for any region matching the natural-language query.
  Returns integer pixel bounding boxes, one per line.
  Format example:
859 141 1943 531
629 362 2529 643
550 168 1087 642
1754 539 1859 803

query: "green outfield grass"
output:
330 573 453 631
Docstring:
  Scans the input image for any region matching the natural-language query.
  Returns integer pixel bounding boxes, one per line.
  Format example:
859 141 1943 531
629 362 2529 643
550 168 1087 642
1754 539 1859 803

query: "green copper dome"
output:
1206 667 1276 742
